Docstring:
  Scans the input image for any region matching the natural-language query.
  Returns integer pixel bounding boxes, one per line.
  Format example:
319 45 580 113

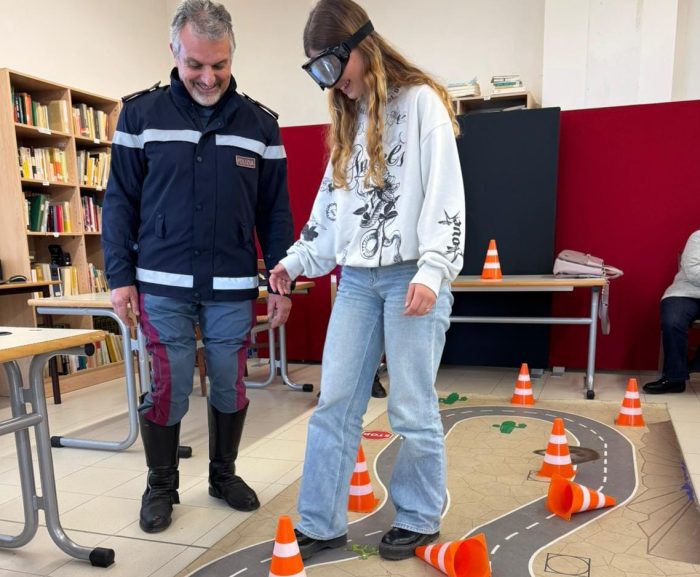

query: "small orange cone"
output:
537 418 575 479
511 363 535 405
546 476 617 520
481 239 502 280
415 533 491 577
269 515 306 577
615 378 645 426
348 445 379 512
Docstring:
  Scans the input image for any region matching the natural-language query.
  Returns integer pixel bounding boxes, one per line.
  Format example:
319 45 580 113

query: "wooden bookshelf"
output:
0 68 120 390
451 91 537 116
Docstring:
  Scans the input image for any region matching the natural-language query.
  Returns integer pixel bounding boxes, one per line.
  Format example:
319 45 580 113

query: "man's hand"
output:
267 293 292 328
269 263 292 295
404 283 437 316
110 285 140 327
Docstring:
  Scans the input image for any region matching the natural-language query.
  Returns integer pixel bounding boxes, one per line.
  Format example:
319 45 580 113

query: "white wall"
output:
1 1 698 125
673 0 700 101
166 0 546 126
0 0 171 99
542 0 682 110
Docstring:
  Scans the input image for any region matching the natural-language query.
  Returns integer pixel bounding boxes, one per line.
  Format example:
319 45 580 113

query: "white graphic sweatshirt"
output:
280 84 465 296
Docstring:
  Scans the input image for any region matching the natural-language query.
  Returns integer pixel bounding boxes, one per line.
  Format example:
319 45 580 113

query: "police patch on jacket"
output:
236 155 256 169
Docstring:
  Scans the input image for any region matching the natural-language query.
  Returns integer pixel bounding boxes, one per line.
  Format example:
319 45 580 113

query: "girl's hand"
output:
269 263 292 295
404 283 436 316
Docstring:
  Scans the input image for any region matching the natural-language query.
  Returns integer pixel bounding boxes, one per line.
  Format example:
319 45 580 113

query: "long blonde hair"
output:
303 0 460 190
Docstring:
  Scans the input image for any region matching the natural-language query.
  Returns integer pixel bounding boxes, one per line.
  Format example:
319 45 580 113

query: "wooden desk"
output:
0 280 59 298
450 275 608 399
0 326 114 566
1 281 62 399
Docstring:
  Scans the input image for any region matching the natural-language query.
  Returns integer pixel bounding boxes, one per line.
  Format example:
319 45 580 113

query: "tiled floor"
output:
0 362 698 577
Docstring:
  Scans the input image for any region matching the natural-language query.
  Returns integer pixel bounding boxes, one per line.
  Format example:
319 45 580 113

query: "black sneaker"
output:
378 527 439 560
642 377 686 394
294 528 347 560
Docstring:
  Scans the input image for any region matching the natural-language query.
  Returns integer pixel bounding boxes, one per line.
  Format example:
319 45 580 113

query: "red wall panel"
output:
277 124 329 361
550 100 700 370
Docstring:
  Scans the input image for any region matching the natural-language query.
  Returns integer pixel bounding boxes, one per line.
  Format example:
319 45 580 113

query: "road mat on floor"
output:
179 397 699 577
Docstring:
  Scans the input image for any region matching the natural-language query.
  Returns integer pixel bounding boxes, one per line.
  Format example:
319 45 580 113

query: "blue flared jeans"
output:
297 261 453 539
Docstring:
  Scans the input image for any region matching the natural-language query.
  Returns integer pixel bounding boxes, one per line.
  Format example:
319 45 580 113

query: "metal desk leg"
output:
585 287 600 399
39 308 139 452
243 326 314 392
244 326 277 388
0 361 40 549
136 324 149 397
29 351 115 566
278 325 313 392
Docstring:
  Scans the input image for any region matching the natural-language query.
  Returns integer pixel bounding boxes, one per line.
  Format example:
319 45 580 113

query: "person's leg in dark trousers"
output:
644 296 700 394
201 300 260 511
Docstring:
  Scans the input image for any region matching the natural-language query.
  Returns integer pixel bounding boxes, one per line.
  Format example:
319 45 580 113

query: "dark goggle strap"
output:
341 20 374 53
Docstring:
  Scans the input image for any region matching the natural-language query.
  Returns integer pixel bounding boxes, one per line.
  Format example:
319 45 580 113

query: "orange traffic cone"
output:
348 445 379 512
481 239 502 280
511 363 535 405
537 418 575 479
615 378 645 426
546 476 617 520
269 515 306 577
416 533 491 577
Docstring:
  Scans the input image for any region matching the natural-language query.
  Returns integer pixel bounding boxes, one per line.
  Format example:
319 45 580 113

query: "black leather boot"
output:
208 402 260 511
139 414 180 533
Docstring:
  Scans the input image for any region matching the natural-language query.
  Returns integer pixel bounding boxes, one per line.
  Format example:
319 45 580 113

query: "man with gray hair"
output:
103 0 295 533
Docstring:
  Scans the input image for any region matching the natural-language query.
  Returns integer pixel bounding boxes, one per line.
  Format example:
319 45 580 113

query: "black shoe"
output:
294 529 347 560
643 377 686 394
371 375 387 398
378 527 440 560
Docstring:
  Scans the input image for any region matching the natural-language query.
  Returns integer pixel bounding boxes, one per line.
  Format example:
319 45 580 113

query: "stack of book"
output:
17 146 69 182
11 87 70 133
72 104 110 141
448 77 481 99
490 75 525 95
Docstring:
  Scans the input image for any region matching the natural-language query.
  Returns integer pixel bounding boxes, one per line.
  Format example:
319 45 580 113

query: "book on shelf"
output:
77 149 111 188
72 104 110 141
81 193 103 232
18 146 68 182
448 77 481 99
489 74 525 96
47 100 70 133
491 85 526 95
10 87 70 132
87 263 108 293
57 265 78 296
31 262 62 296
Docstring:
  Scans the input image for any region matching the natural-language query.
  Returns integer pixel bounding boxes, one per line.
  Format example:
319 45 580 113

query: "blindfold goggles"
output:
302 21 374 89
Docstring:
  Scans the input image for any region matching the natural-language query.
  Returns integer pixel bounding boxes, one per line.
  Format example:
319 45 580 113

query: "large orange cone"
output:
269 515 306 577
615 378 645 426
481 239 502 280
511 363 535 405
415 533 491 577
348 445 379 512
537 418 575 479
546 476 617 520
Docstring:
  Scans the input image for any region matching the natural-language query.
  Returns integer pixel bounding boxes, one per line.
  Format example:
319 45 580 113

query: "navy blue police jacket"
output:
102 68 294 302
